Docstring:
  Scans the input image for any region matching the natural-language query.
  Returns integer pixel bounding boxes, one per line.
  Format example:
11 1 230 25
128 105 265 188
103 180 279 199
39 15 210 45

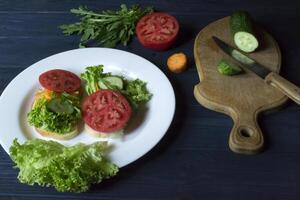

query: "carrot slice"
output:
167 52 187 73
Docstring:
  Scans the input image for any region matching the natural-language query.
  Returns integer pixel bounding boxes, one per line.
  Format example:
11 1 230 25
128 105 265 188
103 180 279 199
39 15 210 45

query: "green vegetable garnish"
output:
217 59 243 76
27 92 81 134
122 79 152 109
60 4 153 47
10 139 118 193
80 65 152 109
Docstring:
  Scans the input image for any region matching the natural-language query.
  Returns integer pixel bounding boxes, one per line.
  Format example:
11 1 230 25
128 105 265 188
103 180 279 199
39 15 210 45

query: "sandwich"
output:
80 65 152 138
27 69 82 140
81 89 132 137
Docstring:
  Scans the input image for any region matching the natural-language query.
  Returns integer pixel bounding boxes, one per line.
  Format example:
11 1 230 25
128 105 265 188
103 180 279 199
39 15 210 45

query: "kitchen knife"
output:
213 36 300 105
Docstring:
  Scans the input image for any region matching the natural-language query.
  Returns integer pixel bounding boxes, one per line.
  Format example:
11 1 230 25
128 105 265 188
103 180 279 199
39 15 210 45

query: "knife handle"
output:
265 72 300 105
229 113 264 154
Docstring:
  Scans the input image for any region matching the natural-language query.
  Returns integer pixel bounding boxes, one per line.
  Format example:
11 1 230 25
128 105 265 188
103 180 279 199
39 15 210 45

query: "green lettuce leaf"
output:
10 139 118 193
27 92 81 134
122 79 152 109
80 65 111 95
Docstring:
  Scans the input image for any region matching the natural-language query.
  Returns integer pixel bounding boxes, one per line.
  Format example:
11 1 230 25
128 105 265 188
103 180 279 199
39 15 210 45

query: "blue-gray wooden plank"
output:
0 0 300 200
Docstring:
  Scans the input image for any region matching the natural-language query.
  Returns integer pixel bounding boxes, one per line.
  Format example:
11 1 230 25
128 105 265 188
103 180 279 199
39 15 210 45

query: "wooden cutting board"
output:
194 17 288 154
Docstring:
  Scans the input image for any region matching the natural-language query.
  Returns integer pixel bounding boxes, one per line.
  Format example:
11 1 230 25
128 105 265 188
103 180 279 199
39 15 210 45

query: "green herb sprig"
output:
60 4 153 47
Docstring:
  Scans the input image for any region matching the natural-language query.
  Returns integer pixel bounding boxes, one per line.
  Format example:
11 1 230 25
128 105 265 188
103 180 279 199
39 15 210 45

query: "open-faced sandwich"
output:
82 89 132 137
27 69 82 140
80 65 152 137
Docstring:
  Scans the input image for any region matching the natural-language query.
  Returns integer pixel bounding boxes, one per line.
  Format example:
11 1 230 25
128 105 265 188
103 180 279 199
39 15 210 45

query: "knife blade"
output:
212 36 270 78
212 36 300 105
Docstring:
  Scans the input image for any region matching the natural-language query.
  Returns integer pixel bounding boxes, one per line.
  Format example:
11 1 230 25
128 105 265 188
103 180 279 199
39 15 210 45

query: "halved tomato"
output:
136 12 179 51
82 89 132 133
39 69 81 93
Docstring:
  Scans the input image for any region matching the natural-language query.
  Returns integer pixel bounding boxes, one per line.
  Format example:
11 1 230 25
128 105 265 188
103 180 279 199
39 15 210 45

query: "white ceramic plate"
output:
0 48 175 167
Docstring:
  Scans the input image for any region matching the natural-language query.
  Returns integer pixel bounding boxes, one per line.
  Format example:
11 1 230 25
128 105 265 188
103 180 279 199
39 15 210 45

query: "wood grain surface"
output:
265 71 300 105
193 17 288 154
1 1 300 200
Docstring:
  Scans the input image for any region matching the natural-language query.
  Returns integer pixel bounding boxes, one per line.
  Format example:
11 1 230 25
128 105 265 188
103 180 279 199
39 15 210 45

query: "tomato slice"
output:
136 12 179 51
82 90 132 133
39 69 81 93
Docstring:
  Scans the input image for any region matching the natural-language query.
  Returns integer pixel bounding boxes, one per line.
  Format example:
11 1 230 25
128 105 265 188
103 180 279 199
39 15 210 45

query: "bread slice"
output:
32 89 79 140
35 126 79 140
84 123 123 138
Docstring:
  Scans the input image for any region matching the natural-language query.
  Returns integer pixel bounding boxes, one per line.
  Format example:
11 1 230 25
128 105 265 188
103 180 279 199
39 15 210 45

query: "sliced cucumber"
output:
231 49 255 65
47 98 74 114
103 76 123 90
98 80 109 89
234 32 258 52
217 60 243 76
230 11 259 53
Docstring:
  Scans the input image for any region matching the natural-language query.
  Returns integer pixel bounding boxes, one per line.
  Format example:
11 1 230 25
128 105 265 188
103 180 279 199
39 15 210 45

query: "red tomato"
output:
39 69 81 93
136 12 179 51
82 90 132 133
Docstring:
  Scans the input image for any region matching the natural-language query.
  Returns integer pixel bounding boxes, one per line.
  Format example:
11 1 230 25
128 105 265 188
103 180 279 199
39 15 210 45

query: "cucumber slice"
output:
103 76 123 90
230 11 259 53
217 60 243 76
98 80 108 89
231 49 255 65
234 32 258 52
47 98 74 114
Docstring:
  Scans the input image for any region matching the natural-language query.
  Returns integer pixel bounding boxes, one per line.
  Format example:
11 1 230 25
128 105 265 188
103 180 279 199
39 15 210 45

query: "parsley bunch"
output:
60 4 153 47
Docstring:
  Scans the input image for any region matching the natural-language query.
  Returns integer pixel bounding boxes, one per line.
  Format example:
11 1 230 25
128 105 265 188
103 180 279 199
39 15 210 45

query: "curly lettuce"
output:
27 92 81 134
9 139 118 193
122 79 152 109
80 65 108 95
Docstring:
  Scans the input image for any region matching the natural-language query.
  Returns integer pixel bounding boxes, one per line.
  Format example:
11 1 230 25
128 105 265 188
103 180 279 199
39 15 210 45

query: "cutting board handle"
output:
229 113 264 154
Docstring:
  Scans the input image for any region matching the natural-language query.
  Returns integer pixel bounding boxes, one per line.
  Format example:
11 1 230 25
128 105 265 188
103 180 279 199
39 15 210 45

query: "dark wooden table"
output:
1 0 300 199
